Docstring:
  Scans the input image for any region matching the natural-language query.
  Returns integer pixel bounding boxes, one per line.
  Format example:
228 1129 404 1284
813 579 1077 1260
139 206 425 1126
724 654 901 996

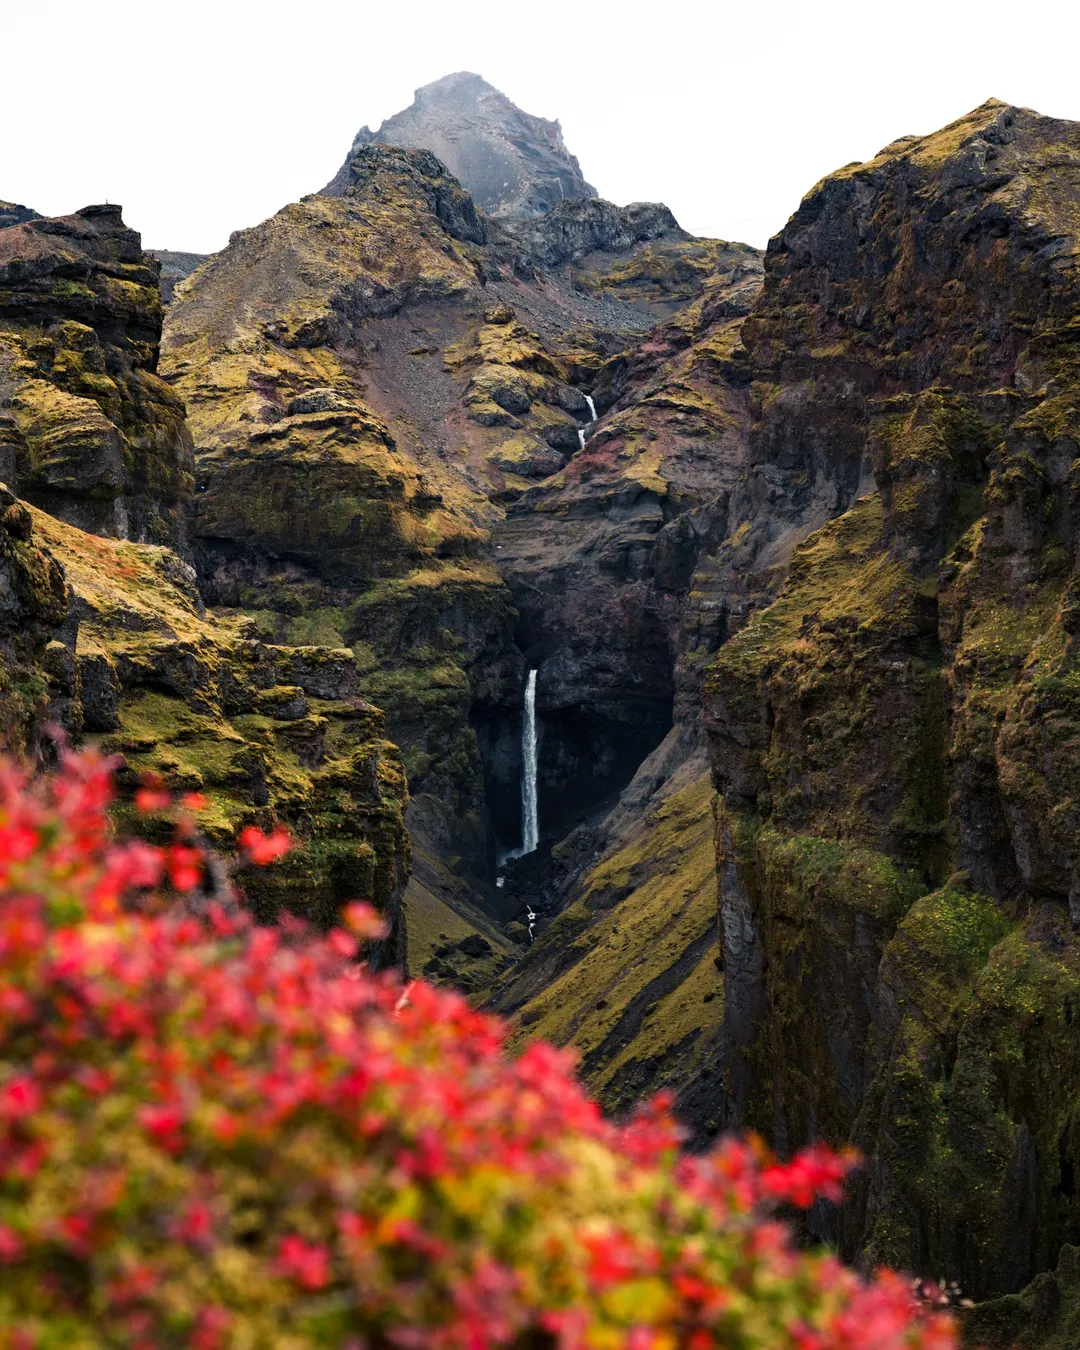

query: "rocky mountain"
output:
702 99 1080 1321
323 71 596 218
5 76 1080 1343
154 123 763 978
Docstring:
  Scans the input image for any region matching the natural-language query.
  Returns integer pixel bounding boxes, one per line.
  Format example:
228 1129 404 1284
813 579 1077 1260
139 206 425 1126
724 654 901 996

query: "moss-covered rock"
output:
695 99 1080 1305
497 775 727 1140
0 205 192 547
25 504 410 952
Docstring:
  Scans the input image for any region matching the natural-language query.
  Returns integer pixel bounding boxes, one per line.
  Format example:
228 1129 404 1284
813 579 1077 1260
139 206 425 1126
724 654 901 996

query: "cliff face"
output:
697 100 1080 1302
0 202 40 230
324 72 596 219
492 99 1080 1329
490 241 761 851
0 204 411 953
0 205 193 548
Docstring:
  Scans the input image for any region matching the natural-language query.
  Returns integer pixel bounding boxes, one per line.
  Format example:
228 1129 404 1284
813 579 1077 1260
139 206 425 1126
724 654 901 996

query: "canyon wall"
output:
700 100 1080 1322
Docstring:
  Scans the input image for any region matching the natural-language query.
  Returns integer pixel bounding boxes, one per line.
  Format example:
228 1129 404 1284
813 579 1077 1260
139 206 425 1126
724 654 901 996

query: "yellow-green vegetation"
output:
706 494 948 866
27 506 410 934
401 812 517 994
163 158 497 574
511 776 721 1114
0 495 68 743
577 238 762 320
443 306 587 493
0 207 192 548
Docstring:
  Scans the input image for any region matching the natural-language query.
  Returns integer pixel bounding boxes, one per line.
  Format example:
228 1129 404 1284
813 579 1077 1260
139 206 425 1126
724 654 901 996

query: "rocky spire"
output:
322 71 597 218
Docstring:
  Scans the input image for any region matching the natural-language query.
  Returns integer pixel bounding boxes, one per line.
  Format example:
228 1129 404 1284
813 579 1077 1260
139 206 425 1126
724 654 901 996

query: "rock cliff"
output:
0 205 192 547
494 99 1080 1331
0 201 40 230
160 128 753 979
0 203 411 954
697 99 1080 1303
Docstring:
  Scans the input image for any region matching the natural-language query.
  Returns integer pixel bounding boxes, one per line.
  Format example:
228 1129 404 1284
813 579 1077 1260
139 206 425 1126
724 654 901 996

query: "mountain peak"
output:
323 72 597 219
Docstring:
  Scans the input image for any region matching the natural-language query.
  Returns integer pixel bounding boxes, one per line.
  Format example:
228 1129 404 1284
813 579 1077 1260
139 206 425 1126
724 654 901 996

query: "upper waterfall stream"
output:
577 394 597 450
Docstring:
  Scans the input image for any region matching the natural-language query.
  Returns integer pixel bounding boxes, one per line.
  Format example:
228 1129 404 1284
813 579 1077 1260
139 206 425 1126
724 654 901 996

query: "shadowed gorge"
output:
4 73 1080 1344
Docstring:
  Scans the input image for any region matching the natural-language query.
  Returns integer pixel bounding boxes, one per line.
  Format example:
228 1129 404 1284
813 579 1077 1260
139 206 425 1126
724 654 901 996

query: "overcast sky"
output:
5 0 1080 254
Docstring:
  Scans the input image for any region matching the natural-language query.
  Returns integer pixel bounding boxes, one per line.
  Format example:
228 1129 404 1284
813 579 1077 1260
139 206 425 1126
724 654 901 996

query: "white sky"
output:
5 0 1080 254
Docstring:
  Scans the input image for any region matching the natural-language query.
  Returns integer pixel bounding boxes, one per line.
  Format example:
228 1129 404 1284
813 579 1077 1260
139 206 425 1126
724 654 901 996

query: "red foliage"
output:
0 748 956 1349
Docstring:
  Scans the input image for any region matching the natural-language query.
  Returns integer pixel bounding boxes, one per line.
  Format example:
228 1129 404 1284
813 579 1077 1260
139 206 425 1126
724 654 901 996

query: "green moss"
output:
512 777 722 1110
757 826 926 924
52 279 96 303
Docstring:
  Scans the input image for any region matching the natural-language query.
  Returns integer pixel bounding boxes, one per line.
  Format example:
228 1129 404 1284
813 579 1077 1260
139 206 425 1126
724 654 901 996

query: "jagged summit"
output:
323 71 597 218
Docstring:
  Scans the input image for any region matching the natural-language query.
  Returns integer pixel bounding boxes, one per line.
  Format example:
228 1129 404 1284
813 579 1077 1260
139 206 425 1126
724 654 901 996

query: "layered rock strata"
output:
0 205 192 547
0 205 411 952
162 133 755 973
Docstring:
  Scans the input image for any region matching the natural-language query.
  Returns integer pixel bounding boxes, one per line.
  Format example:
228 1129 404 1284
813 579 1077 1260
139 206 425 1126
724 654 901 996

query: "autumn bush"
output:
0 747 955 1349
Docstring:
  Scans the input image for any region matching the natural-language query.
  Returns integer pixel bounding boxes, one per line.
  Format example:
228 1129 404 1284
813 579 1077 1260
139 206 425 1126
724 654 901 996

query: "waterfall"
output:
520 668 539 854
577 394 597 451
495 668 541 882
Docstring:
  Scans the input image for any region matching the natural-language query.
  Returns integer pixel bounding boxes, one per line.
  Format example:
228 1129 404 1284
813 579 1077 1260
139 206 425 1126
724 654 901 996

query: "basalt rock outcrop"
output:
0 205 193 547
323 71 596 219
696 100 1080 1306
0 203 411 953
0 201 40 230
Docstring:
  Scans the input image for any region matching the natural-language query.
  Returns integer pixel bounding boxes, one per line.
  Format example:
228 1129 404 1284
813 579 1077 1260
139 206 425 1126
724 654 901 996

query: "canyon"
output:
3 74 1080 1345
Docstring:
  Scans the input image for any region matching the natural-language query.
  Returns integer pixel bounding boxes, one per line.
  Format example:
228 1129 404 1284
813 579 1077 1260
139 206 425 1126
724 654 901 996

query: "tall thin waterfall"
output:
520 668 539 854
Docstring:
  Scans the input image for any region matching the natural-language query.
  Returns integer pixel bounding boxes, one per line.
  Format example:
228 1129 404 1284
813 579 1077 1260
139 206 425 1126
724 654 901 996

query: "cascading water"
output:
496 668 541 887
520 668 539 854
577 394 598 451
